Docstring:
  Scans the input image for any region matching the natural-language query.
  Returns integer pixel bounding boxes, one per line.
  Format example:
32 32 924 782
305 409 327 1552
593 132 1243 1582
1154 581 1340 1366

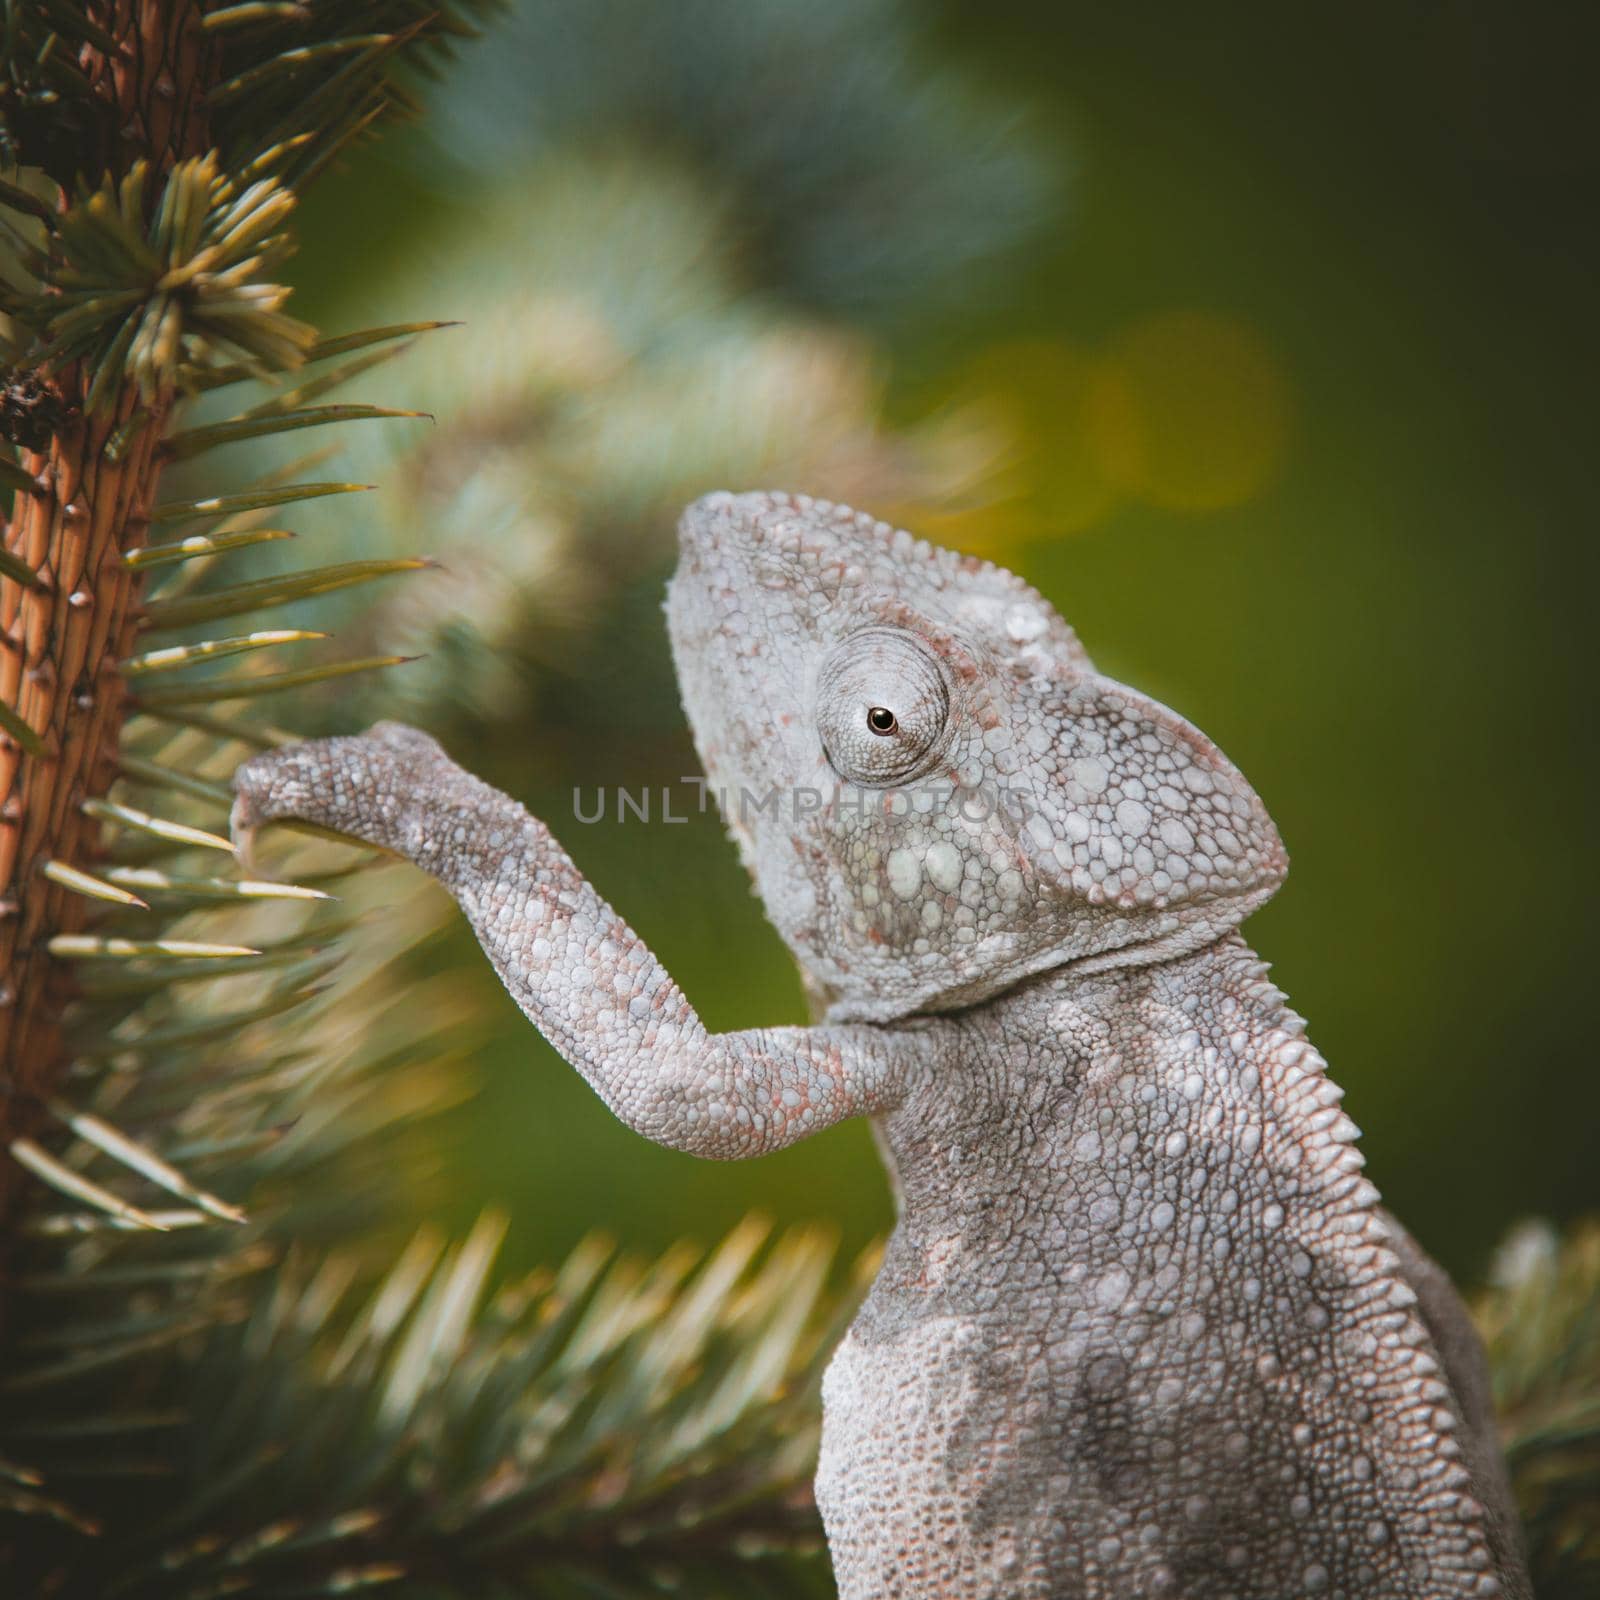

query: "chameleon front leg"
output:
230 723 927 1159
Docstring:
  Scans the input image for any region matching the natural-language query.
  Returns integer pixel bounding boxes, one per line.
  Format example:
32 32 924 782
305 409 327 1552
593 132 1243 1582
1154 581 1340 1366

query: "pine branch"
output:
1474 1219 1600 1600
2 8 837 1597
0 0 488 1228
8 1215 848 1598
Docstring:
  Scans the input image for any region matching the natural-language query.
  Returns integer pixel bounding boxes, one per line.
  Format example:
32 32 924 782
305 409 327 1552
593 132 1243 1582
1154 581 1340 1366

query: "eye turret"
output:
816 627 950 786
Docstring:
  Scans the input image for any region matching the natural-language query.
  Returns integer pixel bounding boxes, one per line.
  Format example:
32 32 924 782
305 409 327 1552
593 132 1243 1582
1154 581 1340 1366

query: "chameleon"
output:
231 490 1531 1598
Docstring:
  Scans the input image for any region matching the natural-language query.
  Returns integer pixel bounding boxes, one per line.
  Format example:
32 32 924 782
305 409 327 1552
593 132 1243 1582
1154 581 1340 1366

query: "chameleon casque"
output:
231 491 1530 1599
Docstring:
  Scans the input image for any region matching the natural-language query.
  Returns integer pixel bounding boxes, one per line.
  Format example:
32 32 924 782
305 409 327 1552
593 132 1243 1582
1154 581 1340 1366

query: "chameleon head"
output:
666 492 1288 1022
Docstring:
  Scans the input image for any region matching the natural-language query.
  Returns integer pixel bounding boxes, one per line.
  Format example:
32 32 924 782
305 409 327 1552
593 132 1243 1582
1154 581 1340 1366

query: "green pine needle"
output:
71 985 331 1062
148 481 375 526
0 696 45 755
123 526 298 572
46 936 262 961
0 455 40 496
36 0 120 56
128 704 296 749
202 3 314 33
44 1102 247 1225
1476 1220 1600 1600
0 544 42 590
0 176 57 226
193 320 456 395
164 403 430 461
122 630 328 676
306 322 463 366
102 868 332 905
21 1208 214 1240
81 797 235 854
132 654 416 707
7 1141 169 1234
140 559 432 631
115 756 236 808
41 859 149 909
208 37 396 109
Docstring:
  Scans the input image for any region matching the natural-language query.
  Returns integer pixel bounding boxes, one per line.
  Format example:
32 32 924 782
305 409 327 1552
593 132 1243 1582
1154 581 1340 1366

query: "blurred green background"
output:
262 0 1594 1286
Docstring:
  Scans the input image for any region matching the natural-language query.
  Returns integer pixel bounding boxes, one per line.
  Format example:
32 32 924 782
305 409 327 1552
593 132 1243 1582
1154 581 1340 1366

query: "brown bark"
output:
0 1 212 1234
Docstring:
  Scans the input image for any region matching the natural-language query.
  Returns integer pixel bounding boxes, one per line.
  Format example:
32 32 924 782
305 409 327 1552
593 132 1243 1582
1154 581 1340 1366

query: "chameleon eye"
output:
816 627 949 787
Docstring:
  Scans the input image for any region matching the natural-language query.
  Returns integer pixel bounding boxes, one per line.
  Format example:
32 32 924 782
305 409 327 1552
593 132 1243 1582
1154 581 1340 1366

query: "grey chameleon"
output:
232 491 1530 1599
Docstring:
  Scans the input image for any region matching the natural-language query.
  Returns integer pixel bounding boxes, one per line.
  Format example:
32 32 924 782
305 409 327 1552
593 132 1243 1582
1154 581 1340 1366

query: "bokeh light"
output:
1087 310 1293 512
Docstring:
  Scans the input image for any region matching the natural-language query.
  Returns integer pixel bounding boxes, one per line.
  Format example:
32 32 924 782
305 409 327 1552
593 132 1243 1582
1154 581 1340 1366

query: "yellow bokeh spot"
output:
1086 311 1292 513
961 339 1122 540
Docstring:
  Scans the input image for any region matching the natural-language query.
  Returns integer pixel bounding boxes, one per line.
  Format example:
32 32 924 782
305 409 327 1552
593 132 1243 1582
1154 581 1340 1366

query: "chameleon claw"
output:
228 789 262 879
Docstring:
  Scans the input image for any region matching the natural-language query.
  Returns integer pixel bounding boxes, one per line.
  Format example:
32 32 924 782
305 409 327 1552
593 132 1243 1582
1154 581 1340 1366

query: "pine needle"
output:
45 1101 247 1224
116 755 235 807
0 455 41 495
129 705 298 749
381 1210 508 1430
22 1207 212 1239
82 796 235 853
48 936 261 960
0 544 43 588
0 1484 101 1536
123 527 297 572
164 403 430 461
208 36 394 108
140 559 431 631
133 654 416 707
0 696 45 755
1477 1220 1600 1598
104 867 332 903
7 1140 169 1232
148 482 375 527
304 322 461 364
42 859 150 908
122 630 328 676
202 3 312 33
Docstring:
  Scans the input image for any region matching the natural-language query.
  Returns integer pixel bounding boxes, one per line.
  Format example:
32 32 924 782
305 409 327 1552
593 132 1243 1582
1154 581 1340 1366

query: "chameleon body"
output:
232 492 1530 1598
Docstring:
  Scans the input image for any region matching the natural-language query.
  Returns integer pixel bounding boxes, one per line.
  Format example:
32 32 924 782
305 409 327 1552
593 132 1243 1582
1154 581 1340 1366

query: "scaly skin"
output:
232 492 1529 1598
